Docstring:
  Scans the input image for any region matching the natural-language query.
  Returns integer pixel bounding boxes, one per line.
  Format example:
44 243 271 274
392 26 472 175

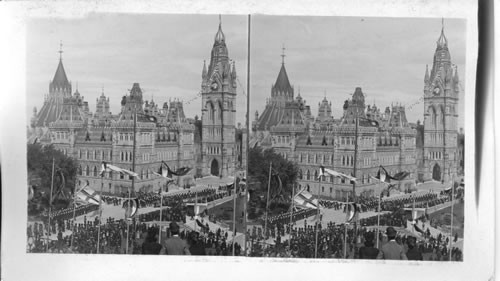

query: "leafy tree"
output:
27 143 78 215
248 147 299 217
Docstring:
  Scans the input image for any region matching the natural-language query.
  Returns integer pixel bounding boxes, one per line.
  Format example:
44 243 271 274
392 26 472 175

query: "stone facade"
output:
252 66 419 200
30 19 244 194
421 26 460 183
200 21 238 178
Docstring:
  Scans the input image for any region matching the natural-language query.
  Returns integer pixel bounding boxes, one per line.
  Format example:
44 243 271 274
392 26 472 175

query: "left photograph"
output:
26 13 249 255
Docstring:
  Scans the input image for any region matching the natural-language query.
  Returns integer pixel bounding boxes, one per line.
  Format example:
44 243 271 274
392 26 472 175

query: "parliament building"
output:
251 25 461 200
29 19 246 194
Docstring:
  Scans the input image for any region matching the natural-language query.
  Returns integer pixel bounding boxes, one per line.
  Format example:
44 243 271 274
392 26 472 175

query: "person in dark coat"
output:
161 222 191 255
376 227 407 260
358 231 379 259
188 232 206 256
406 236 423 261
142 227 162 255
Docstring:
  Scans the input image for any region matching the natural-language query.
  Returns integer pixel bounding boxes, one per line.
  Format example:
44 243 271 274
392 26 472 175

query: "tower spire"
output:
437 18 448 48
59 40 63 60
281 44 286 65
214 15 225 44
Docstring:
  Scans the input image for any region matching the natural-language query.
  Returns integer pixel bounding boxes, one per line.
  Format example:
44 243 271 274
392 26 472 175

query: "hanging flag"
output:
319 166 357 183
410 220 425 235
122 198 139 218
345 203 358 223
371 165 392 183
100 162 138 178
392 171 410 181
293 189 319 209
76 184 101 205
164 162 192 176
358 117 379 127
195 219 209 232
152 162 174 181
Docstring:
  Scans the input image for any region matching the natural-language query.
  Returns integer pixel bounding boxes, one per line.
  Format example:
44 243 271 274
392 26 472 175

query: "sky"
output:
249 16 466 128
27 15 466 129
26 13 248 125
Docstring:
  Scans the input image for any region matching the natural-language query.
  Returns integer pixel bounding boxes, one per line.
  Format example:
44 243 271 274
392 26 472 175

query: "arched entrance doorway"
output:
210 159 219 176
432 163 441 181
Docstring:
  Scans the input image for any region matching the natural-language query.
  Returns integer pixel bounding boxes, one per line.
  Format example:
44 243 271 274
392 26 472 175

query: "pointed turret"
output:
49 41 72 95
273 64 293 95
453 65 459 82
202 60 207 79
231 61 237 79
424 64 430 83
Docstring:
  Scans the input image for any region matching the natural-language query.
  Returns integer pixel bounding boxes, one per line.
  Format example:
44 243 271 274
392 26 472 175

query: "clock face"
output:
211 82 218 90
433 87 440 95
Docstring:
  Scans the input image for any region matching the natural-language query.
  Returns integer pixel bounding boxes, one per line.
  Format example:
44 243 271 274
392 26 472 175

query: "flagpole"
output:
158 183 163 244
232 174 237 256
352 115 359 244
343 196 348 259
412 192 416 235
195 190 198 232
70 178 79 248
289 182 294 232
46 157 55 252
449 176 455 261
97 175 104 254
314 174 321 258
376 186 381 249
126 109 138 254
244 13 251 258
264 162 272 238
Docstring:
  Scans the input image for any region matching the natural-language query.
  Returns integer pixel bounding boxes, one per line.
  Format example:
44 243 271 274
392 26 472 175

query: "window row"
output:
78 149 112 161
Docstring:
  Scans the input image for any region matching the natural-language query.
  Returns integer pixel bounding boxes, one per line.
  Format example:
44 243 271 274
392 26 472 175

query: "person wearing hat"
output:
376 227 407 260
161 222 191 255
406 236 423 260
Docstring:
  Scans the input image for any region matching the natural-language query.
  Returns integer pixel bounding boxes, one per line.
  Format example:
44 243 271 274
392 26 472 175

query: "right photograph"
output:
247 16 466 260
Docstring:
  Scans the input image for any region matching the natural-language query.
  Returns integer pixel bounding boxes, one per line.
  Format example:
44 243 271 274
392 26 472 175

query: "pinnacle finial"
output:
214 15 225 43
281 44 286 64
59 40 63 60
437 18 448 47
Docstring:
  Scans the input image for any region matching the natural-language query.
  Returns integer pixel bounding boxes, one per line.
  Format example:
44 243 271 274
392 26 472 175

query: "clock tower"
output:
200 17 238 177
422 21 460 183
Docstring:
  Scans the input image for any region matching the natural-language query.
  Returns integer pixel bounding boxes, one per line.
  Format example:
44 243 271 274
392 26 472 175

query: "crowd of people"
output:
100 187 231 209
27 185 243 255
248 221 463 261
27 216 243 256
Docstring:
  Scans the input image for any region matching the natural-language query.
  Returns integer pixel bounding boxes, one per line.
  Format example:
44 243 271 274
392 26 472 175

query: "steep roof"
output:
35 98 61 127
52 59 70 86
273 64 293 93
